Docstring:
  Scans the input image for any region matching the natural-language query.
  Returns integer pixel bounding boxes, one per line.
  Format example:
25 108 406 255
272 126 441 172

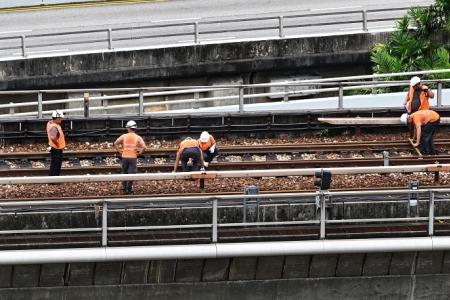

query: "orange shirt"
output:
411 110 440 127
406 86 430 113
177 139 200 154
46 121 66 150
198 135 215 152
115 132 145 158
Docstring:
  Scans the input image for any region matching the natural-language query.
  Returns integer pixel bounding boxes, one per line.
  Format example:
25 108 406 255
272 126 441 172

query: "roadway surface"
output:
0 0 434 59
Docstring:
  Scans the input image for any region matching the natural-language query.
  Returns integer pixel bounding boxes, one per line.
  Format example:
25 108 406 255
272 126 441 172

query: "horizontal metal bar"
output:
108 224 212 231
218 220 320 227
0 227 100 235
0 236 447 264
326 217 429 224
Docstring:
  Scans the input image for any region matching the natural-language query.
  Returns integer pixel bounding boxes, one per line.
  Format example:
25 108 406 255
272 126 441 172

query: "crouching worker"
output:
114 120 146 193
400 110 440 155
198 131 218 167
173 137 205 172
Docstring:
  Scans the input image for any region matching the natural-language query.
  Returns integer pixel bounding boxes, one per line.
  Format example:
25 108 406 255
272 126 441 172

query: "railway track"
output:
0 139 449 176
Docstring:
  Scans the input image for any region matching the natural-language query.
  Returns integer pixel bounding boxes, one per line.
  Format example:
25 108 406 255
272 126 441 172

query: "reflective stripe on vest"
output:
406 86 429 113
122 133 139 158
46 121 66 150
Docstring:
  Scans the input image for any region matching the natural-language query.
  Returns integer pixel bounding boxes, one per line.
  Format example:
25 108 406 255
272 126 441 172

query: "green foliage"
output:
371 0 450 90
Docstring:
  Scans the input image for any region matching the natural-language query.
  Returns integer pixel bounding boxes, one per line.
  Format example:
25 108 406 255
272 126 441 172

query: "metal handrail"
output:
1 69 449 119
0 5 425 59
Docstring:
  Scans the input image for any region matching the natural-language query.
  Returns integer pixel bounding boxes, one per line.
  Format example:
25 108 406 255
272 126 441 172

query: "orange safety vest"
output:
178 139 200 154
405 86 430 113
411 110 440 127
121 133 141 158
46 121 65 150
198 135 215 152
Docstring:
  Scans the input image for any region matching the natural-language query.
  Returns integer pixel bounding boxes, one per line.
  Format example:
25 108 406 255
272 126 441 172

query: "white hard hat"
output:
126 120 137 129
410 76 421 86
400 113 409 124
200 131 210 142
51 110 64 119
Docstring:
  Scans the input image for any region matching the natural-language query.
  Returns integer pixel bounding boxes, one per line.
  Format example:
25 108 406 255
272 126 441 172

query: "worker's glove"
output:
209 145 215 153
200 167 205 172
46 147 52 152
204 162 209 168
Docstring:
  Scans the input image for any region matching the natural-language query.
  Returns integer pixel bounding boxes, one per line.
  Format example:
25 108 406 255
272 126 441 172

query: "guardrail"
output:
0 187 448 248
1 69 449 119
0 6 424 59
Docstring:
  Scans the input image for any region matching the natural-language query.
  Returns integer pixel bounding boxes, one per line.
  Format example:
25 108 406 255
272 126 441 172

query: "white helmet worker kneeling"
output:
47 110 66 176
114 120 146 193
198 131 219 168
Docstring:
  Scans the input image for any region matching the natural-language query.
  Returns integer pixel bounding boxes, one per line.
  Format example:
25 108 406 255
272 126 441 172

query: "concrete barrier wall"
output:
0 252 449 299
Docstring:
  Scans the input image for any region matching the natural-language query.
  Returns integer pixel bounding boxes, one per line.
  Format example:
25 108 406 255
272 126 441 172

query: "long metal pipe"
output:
1 164 449 185
0 237 449 265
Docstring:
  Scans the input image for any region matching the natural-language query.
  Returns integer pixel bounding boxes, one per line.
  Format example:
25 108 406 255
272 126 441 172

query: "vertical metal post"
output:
212 199 218 243
37 92 43 119
383 151 389 167
437 82 442 108
193 92 199 109
238 87 244 113
83 92 90 118
9 102 14 115
283 85 289 102
428 190 434 236
362 10 368 31
194 21 199 44
371 75 378 95
338 85 344 110
102 202 108 246
139 90 144 116
107 28 113 50
320 193 326 239
21 35 27 57
278 16 285 38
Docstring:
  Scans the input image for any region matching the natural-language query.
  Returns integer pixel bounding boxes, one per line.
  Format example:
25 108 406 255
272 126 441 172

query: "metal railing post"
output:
83 92 90 118
107 28 113 50
139 90 144 116
212 199 218 243
194 21 199 44
338 84 344 109
428 190 435 236
362 10 368 31
320 192 326 239
102 202 108 246
283 85 289 102
437 82 442 108
278 16 285 38
238 87 244 113
37 92 43 119
21 35 27 57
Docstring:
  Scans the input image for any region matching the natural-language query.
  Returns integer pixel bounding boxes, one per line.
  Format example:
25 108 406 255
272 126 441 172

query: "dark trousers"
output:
202 146 219 163
181 147 201 171
49 148 63 176
420 120 439 155
121 157 137 192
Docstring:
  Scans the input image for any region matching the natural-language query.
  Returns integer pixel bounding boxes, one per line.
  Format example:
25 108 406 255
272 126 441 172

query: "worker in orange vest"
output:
114 120 146 193
404 76 434 114
400 110 440 155
198 131 219 167
47 110 66 176
173 137 205 172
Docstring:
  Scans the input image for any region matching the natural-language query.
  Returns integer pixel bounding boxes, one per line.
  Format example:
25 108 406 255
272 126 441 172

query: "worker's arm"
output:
173 152 181 172
422 85 434 98
49 127 59 146
114 136 123 154
137 137 146 155
413 123 421 147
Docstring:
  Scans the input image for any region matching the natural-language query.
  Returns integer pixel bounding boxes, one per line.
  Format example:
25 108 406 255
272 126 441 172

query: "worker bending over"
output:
173 137 205 172
198 131 219 167
114 120 146 193
400 110 440 155
404 76 434 114
47 110 66 176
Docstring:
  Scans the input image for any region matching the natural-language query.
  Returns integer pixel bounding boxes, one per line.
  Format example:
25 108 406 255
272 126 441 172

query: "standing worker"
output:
173 137 205 172
47 110 66 176
404 76 434 114
198 131 219 167
400 110 440 155
114 120 146 193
